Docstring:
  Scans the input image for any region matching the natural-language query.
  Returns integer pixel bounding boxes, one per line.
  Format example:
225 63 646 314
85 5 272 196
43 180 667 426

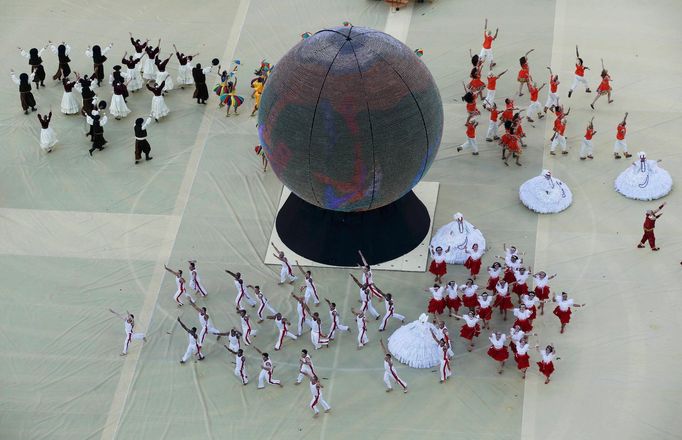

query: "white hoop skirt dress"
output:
387 314 442 368
430 217 486 264
615 160 672 201
519 174 572 214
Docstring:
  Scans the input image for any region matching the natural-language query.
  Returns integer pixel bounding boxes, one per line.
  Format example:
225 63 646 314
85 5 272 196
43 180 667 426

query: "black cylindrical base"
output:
276 191 430 266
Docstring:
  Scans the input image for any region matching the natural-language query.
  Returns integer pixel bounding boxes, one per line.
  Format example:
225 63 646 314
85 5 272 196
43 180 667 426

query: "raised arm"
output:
576 45 580 58
223 345 237 355
379 338 389 355
189 301 200 312
622 112 628 124
270 242 282 255
177 317 190 333
538 83 547 92
525 49 534 57
349 273 364 289
358 250 368 267
224 269 238 279
652 202 666 215
108 309 125 320
295 260 307 277
252 346 263 355
164 265 179 277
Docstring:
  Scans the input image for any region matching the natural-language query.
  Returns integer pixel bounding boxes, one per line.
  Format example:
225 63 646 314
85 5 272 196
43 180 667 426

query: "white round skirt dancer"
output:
156 71 174 92
519 169 572 214
142 59 157 80
125 66 144 92
60 91 80 115
109 95 131 119
150 96 170 120
387 314 441 369
177 64 194 86
615 152 672 201
430 213 486 264
40 127 58 152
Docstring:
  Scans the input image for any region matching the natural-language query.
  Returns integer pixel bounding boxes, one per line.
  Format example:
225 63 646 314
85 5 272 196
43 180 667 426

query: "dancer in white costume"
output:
188 260 208 298
295 349 316 384
109 309 146 356
386 313 441 368
519 169 573 214
267 313 297 350
357 250 385 302
253 347 283 389
60 78 80 114
378 293 405 332
350 274 382 319
380 339 408 393
225 270 257 308
109 79 131 119
189 302 226 348
325 299 350 340
291 292 313 336
296 261 321 305
236 309 256 345
271 243 297 284
430 329 452 383
121 53 144 92
142 40 160 80
173 44 197 87
251 286 277 322
147 80 169 121
177 317 204 363
226 328 242 352
37 112 57 152
308 376 331 417
309 312 330 350
615 151 672 201
430 212 486 264
351 308 369 349
164 265 195 306
224 346 248 385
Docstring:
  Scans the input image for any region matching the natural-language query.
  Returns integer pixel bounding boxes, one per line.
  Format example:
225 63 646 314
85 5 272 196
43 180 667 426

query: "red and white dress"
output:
521 294 539 320
438 343 452 382
445 283 461 314
503 255 521 283
477 294 494 321
460 283 479 309
537 351 555 379
597 73 611 94
533 274 551 300
429 249 448 277
486 265 502 291
427 285 447 315
464 248 484 277
514 342 530 370
487 333 509 362
459 314 481 340
493 282 513 310
553 295 574 325
512 269 530 298
512 308 533 332
509 327 525 354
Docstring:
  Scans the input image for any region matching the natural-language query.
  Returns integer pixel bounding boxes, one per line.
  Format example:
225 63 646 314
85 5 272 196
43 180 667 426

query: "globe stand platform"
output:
265 182 439 271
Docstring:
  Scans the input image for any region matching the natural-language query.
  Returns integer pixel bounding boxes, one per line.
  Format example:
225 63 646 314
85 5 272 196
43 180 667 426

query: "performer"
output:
350 274 382 320
380 339 408 393
516 49 534 96
536 344 558 384
76 73 96 117
133 116 154 164
86 43 113 86
250 75 264 116
435 319 455 359
568 46 592 98
468 68 486 100
291 292 312 336
615 152 672 201
590 60 613 109
493 279 513 321
445 281 461 318
177 317 204 363
613 112 632 159
254 144 268 172
514 336 531 379
121 52 144 92
428 246 449 283
579 117 596 160
525 81 546 122
225 270 258 308
454 310 481 351
85 106 108 156
253 347 283 389
487 332 509 374
309 312 330 350
457 116 479 156
37 111 57 153
226 328 242 353
10 70 37 114
479 18 499 66
189 302 225 349
142 40 161 80
477 291 494 330
351 308 369 349
173 44 198 88
461 88 481 119
357 251 385 302
509 325 525 355
553 292 586 333
430 330 452 383
59 77 80 115
325 299 350 340
296 261 320 305
378 293 405 332
459 279 479 311
486 261 503 291
483 70 506 107
512 266 531 299
532 271 556 315
544 67 560 114
250 285 277 322
519 169 573 214
147 80 170 121
512 304 533 332
154 53 174 93
109 309 146 356
192 63 214 104
550 116 568 155
223 73 244 116
271 243 297 284
164 265 194 306
236 308 256 345
484 101 500 142
637 203 666 250
224 346 248 385
295 349 316 383
464 243 484 279
128 33 148 59
48 41 72 80
308 376 331 417
110 79 132 120
19 45 47 88
425 283 447 320
267 313 297 351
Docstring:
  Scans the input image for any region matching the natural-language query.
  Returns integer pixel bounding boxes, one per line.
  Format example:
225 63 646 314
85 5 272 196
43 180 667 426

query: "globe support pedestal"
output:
275 191 430 267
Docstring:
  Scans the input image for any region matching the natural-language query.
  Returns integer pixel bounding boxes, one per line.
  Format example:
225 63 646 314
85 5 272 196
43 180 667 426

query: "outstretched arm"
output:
177 317 190 333
189 301 200 312
498 69 508 77
108 309 125 320
223 345 237 355
164 265 179 277
295 260 307 277
252 346 263 355
622 112 629 124
379 338 389 355
652 202 666 215
271 242 282 255
358 250 368 267
224 269 238 279
349 273 364 289
525 49 535 57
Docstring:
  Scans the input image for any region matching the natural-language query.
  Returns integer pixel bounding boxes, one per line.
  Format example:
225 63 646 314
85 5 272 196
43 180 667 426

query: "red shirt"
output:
505 100 514 110
575 64 585 77
550 77 558 93
643 215 656 230
466 122 476 138
489 108 499 122
554 120 566 136
469 78 485 90
529 86 539 102
617 124 626 140
487 76 498 91
466 101 478 113
585 128 594 140
483 34 494 49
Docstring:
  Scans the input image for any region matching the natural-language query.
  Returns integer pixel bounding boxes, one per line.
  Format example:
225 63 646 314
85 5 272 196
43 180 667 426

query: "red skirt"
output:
493 295 513 310
534 286 550 300
464 257 482 276
487 346 509 362
428 298 447 315
553 306 571 324
597 82 611 93
515 353 530 370
478 306 492 321
445 296 461 311
528 305 537 320
513 318 533 332
517 69 530 81
486 276 499 291
503 269 516 283
510 341 517 354
537 361 554 378
512 282 528 297
460 323 480 340
462 294 478 309
429 260 447 276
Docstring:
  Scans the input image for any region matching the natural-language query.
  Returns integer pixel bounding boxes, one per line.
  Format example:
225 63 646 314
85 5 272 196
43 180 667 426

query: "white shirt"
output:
86 114 108 126
356 315 366 330
384 359 393 372
488 266 502 278
124 320 133 334
305 277 316 292
240 315 250 329
478 295 493 308
446 284 459 299
228 333 240 350
385 300 394 314
534 275 548 289
430 286 445 300
468 249 484 260
199 313 209 329
11 72 35 84
362 271 374 286
489 333 506 349
85 44 112 59
540 351 555 363
235 354 245 371
463 315 480 327
513 308 531 321
516 342 530 356
496 283 509 296
275 317 285 331
329 309 339 324
311 320 322 334
309 381 320 397
514 270 529 284
262 359 273 371
510 328 525 345
175 275 184 292
431 250 446 263
188 333 198 346
461 284 478 298
555 295 574 311
521 295 539 309
49 44 71 55
21 48 45 59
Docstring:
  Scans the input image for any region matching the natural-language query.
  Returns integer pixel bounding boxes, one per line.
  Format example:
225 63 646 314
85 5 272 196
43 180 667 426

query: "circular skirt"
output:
478 306 492 321
534 285 550 300
519 175 573 214
445 296 461 311
493 295 513 310
460 323 480 340
462 294 478 309
537 361 554 378
614 161 672 201
429 260 447 276
486 276 499 291
427 298 446 315
515 353 530 370
553 306 571 324
387 320 441 368
487 346 509 362
513 318 533 332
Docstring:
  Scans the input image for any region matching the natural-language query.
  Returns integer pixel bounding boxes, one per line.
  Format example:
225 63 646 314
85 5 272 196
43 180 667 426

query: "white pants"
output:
614 140 628 153
484 89 495 106
123 332 144 354
304 287 320 305
257 301 277 320
311 331 329 350
551 134 567 152
182 343 201 362
310 392 331 413
486 121 498 139
545 92 559 109
280 267 297 284
460 137 478 153
384 369 407 390
174 289 195 306
379 310 405 331
241 324 256 345
328 320 349 340
580 139 594 157
199 325 222 345
236 291 257 308
440 359 452 381
274 328 297 350
570 75 589 92
479 47 493 64
526 100 541 118
297 314 313 336
234 366 248 384
258 369 280 388
357 326 368 347
296 364 316 383
362 299 381 319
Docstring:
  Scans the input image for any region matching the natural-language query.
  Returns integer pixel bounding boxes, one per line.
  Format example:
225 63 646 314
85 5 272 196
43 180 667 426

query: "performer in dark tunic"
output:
86 111 108 156
128 33 148 59
192 63 213 104
121 54 143 92
10 70 37 114
154 53 174 92
111 65 129 100
77 73 96 117
134 116 154 164
49 42 72 80
19 46 47 88
142 40 161 81
87 43 112 87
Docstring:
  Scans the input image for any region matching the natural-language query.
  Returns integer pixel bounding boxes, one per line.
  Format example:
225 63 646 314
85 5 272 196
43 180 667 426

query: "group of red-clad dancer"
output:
459 19 628 164
428 243 585 384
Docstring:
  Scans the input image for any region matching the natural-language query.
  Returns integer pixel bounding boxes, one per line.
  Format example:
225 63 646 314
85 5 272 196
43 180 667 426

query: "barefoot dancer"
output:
380 338 408 393
271 243 297 284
